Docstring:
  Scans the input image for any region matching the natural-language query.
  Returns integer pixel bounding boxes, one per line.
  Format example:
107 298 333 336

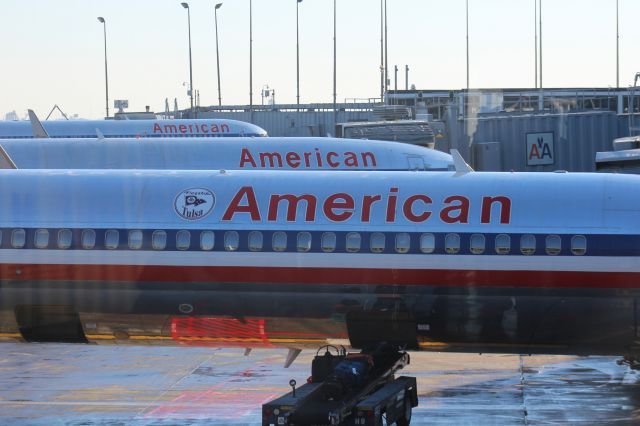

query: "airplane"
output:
0 137 454 171
0 168 639 368
0 116 267 139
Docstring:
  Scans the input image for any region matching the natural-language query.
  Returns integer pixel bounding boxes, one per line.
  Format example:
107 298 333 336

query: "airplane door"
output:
406 155 426 171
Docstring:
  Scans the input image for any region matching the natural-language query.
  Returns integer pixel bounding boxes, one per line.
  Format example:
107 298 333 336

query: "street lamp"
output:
97 17 109 118
181 2 194 113
296 0 303 106
333 0 337 115
616 0 619 88
249 0 253 118
214 2 223 106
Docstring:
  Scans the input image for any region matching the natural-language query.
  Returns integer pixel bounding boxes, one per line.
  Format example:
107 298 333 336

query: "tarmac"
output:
1 343 639 425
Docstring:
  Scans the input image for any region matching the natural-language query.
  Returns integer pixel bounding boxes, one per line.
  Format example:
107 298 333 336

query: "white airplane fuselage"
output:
0 118 267 139
0 169 638 357
0 137 453 171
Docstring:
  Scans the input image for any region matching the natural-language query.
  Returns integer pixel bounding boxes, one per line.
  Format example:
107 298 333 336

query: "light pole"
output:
296 0 302 106
333 0 337 116
380 0 384 102
181 2 194 113
249 0 253 119
214 2 223 106
384 0 388 94
539 0 542 89
97 17 109 118
465 0 469 91
616 0 619 88
534 0 538 88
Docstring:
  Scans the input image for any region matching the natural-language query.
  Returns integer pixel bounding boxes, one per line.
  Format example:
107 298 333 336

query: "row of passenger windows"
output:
2 228 588 256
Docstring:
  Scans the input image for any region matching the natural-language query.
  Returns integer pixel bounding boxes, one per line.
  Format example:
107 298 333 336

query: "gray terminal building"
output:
179 87 640 172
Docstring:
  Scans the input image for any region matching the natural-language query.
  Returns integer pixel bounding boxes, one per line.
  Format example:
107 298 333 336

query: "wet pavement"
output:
1 343 639 425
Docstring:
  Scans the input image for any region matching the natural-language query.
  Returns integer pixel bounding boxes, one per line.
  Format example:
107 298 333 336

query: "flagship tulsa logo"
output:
174 188 215 220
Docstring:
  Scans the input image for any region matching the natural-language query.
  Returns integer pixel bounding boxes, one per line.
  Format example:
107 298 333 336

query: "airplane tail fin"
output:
28 109 50 138
450 149 474 174
0 145 17 169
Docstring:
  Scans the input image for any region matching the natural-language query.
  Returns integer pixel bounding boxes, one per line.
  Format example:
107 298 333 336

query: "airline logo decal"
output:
238 147 378 169
174 188 215 221
219 186 512 225
153 122 230 135
526 132 554 166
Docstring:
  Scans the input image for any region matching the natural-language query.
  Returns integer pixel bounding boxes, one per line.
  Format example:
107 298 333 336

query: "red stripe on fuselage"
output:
1 263 639 289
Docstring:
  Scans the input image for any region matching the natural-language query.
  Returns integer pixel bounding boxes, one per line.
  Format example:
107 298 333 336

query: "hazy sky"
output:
1 0 638 119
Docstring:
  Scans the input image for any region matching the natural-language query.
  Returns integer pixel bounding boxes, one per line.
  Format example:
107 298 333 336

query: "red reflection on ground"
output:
171 317 274 347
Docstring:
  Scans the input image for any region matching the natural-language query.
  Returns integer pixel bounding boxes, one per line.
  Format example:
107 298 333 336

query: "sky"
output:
1 0 638 119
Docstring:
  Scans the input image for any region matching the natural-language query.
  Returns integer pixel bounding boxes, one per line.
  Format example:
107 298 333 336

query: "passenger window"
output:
470 234 485 254
82 229 96 249
105 230 119 250
57 229 72 249
346 232 361 253
445 233 460 254
272 231 287 252
420 233 435 253
34 229 49 249
11 229 26 248
224 231 239 251
128 230 143 250
248 231 263 252
321 232 337 253
520 234 536 255
152 230 167 250
571 235 586 256
297 232 312 252
370 233 385 253
200 231 215 250
395 233 410 254
176 230 191 251
495 234 511 254
546 235 561 255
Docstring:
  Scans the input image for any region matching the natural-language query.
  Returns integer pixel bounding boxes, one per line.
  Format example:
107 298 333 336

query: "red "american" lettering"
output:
221 186 511 225
239 148 377 169
152 122 231 134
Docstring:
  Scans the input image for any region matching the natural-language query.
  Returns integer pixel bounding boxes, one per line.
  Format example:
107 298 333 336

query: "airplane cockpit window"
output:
176 230 191 250
395 233 410 254
420 233 435 253
445 233 460 254
546 235 562 255
571 235 587 255
495 234 511 255
249 231 264 251
128 230 143 250
321 232 337 253
272 231 287 252
520 234 536 255
81 229 96 250
470 234 485 254
57 229 72 249
370 233 385 253
11 229 25 249
152 230 167 250
297 232 312 252
104 230 120 250
200 231 215 251
34 229 49 249
346 232 361 253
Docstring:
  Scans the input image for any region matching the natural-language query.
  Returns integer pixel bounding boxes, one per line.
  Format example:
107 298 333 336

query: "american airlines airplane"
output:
0 168 638 365
0 117 267 139
0 137 454 171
